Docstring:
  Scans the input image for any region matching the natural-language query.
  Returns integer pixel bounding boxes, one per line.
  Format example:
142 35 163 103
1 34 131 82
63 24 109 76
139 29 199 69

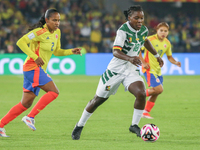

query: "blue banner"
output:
86 53 200 75
0 53 199 75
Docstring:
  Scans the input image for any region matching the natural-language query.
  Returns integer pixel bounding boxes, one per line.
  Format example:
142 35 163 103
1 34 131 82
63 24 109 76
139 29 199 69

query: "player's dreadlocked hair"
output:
124 5 143 20
28 8 59 31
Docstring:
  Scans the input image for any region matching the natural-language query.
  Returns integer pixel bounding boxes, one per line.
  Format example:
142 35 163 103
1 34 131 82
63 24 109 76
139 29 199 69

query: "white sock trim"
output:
77 109 92 127
131 109 143 125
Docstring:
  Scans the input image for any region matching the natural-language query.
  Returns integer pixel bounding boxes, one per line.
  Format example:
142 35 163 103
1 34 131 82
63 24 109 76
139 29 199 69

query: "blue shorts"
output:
143 72 163 88
23 67 52 96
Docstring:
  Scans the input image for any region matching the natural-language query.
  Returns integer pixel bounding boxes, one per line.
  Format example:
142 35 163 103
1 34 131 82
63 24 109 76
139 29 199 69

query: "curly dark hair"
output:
123 5 143 20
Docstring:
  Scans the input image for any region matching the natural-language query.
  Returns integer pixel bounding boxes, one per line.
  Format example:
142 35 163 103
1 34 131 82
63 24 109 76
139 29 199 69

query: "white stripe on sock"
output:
77 109 92 126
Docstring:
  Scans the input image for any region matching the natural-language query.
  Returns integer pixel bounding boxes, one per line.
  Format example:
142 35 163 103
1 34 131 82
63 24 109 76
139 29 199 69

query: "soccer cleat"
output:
129 124 141 137
22 116 36 131
71 124 84 140
0 128 9 137
142 112 154 119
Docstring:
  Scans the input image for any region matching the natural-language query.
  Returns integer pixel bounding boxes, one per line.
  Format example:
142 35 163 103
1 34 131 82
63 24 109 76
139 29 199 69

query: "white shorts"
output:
96 69 144 98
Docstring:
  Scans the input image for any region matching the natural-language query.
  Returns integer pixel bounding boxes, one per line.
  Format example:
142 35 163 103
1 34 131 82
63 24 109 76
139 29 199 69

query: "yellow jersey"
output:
141 34 172 76
16 24 73 72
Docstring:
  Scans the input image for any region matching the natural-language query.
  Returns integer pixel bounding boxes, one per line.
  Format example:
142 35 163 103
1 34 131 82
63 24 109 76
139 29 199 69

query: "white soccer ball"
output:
140 124 160 142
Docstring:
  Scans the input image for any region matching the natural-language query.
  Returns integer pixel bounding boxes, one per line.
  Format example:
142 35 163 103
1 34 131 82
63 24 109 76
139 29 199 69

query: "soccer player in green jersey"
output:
71 5 163 140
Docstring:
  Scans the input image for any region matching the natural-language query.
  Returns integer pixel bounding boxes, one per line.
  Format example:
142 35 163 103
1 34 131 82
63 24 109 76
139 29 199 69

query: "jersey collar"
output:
44 24 54 33
126 21 139 32
155 34 159 39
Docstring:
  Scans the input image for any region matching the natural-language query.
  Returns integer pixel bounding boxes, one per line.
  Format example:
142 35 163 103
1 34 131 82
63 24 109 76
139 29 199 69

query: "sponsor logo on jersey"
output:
46 36 49 39
136 38 139 41
105 86 111 91
28 33 35 40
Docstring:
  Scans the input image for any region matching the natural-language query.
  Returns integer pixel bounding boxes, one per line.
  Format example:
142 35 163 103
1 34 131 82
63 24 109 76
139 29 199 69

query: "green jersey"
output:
108 21 149 74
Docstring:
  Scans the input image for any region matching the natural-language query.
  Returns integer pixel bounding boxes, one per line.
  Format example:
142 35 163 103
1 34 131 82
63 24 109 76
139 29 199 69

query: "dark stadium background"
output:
1 0 200 54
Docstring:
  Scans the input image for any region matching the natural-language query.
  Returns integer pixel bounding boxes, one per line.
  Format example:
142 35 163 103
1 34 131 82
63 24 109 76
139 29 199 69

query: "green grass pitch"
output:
0 75 199 150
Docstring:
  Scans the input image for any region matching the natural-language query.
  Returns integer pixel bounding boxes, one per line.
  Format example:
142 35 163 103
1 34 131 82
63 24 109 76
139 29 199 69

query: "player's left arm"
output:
144 39 164 67
53 48 82 56
53 30 82 56
167 55 181 67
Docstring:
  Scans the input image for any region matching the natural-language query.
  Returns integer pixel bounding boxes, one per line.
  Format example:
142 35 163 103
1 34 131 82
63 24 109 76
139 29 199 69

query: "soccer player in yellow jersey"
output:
139 22 181 119
0 9 81 137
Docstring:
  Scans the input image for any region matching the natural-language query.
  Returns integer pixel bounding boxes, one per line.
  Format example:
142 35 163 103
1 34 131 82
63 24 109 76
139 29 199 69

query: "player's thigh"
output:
128 81 146 97
122 70 145 93
96 70 123 98
39 80 59 94
153 84 163 94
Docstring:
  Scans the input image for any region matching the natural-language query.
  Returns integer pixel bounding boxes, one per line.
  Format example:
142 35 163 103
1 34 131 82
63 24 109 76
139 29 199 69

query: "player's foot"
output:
0 128 9 137
71 124 84 140
129 124 141 137
22 116 36 131
142 112 153 119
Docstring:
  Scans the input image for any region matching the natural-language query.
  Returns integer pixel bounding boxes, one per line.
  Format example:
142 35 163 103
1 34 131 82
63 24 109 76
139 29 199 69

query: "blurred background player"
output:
71 5 163 140
139 22 181 119
0 8 81 137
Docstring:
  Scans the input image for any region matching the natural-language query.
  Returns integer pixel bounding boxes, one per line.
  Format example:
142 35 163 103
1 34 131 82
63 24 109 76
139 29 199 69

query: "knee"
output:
22 101 33 108
53 89 59 95
155 88 163 95
90 96 107 107
90 98 100 107
56 90 59 95
49 91 59 99
136 90 146 100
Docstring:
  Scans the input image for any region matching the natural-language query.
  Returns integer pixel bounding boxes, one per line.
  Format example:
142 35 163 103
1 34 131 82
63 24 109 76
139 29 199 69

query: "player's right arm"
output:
144 39 164 67
167 55 181 67
112 30 141 67
16 29 44 66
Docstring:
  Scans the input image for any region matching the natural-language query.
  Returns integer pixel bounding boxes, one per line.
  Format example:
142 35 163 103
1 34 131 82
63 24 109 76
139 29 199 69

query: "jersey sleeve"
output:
16 28 42 60
112 29 126 50
165 42 172 56
53 29 73 56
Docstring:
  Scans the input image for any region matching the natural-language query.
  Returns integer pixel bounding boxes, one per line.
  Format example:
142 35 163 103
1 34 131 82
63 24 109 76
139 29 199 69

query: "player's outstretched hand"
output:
128 56 142 67
175 61 181 67
35 57 44 67
157 57 164 67
72 48 82 56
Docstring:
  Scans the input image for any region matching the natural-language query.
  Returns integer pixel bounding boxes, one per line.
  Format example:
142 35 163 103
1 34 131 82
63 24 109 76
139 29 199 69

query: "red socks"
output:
144 101 155 113
27 91 58 118
0 91 58 128
0 102 27 128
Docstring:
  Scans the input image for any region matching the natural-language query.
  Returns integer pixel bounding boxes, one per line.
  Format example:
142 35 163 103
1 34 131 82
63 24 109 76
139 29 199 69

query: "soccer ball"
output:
140 124 160 142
